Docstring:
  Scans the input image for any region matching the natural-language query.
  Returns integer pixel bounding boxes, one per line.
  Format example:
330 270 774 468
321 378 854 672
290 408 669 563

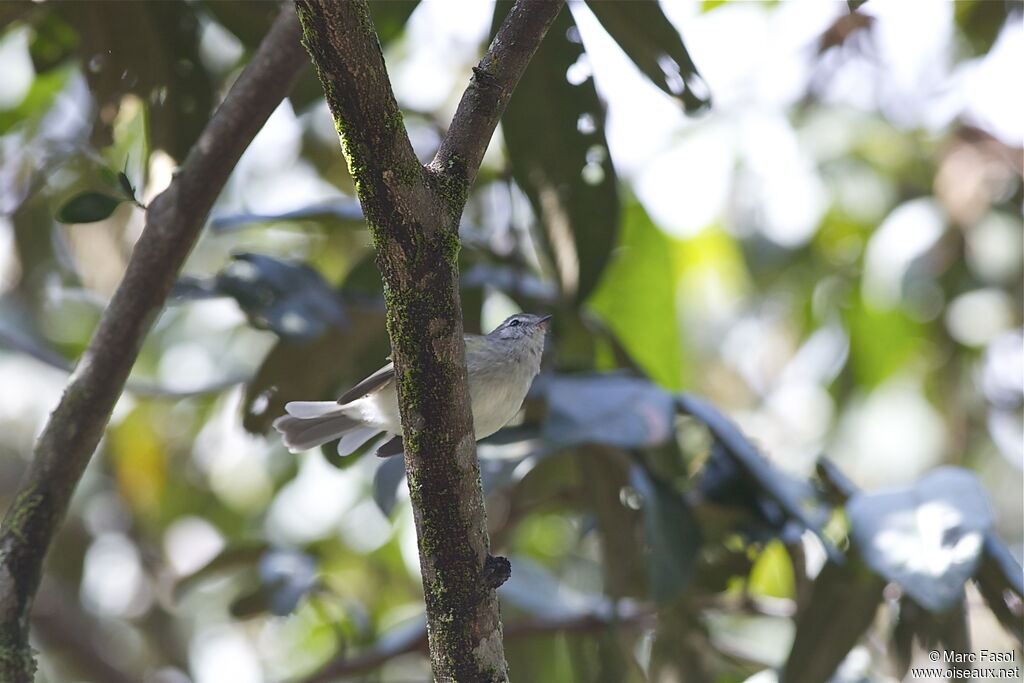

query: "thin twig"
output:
0 8 307 681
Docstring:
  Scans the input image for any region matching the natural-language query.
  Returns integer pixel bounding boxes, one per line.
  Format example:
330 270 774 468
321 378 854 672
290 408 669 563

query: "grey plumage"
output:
272 313 550 457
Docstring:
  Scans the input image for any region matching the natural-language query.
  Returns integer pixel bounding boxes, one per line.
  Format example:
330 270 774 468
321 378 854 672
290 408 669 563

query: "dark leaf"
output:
630 466 700 603
373 454 407 517
243 303 386 435
585 448 645 599
846 466 994 612
26 8 78 73
782 557 885 683
117 172 136 202
973 533 1024 643
541 373 675 450
498 6 620 302
368 0 420 45
54 1 212 159
56 191 123 223
215 253 347 341
585 0 711 114
258 549 319 616
954 0 1023 58
678 393 838 560
168 276 222 302
209 199 366 233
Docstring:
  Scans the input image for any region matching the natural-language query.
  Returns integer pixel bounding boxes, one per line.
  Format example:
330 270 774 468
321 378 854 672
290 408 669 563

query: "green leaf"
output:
56 192 123 223
498 6 620 302
630 466 700 603
585 0 710 114
589 202 684 389
954 0 1021 57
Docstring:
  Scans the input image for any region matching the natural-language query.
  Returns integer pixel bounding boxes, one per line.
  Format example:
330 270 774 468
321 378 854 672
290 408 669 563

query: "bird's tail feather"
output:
272 401 372 453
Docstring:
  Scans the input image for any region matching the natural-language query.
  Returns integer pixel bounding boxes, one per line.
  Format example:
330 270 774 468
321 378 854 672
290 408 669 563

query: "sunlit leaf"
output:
56 191 123 223
589 202 684 390
0 62 72 135
498 6 620 302
541 373 675 449
584 0 710 114
630 466 700 603
846 466 994 612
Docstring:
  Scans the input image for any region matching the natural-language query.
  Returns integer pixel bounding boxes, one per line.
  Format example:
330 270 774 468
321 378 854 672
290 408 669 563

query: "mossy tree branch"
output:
293 1 563 680
0 8 306 681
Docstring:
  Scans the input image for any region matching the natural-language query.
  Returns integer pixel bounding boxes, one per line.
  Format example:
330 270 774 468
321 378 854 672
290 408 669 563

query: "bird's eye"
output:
507 318 521 327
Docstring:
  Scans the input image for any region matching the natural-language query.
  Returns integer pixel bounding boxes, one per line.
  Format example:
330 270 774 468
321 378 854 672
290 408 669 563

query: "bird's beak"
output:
536 314 552 328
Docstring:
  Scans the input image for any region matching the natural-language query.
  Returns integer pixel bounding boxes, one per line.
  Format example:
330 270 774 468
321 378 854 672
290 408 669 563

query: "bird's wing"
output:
336 362 395 404
338 334 482 405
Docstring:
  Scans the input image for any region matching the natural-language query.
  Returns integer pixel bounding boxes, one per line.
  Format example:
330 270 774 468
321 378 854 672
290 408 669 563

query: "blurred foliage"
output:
0 2 1022 683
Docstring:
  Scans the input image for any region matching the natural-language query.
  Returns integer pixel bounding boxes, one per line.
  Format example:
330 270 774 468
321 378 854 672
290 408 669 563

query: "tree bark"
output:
293 1 563 680
0 8 306 681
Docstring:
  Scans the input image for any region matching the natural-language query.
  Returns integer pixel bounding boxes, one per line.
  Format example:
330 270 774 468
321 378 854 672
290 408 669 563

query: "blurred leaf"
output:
678 394 838 560
699 443 808 544
845 294 926 388
373 454 406 517
209 199 366 233
541 373 675 450
782 557 885 683
748 540 795 600
0 60 72 135
585 0 710 114
243 303 386 434
197 0 278 51
259 549 319 616
954 0 1022 57
215 253 347 341
584 448 645 599
54 1 212 158
498 6 620 302
589 202 684 390
174 543 269 601
846 466 994 612
630 466 700 603
973 533 1024 643
461 262 558 303
501 555 614 618
701 0 728 12
26 8 77 72
56 191 123 223
367 0 419 45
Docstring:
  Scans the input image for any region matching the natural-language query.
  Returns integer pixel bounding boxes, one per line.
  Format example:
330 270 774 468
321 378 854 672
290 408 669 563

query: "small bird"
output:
273 313 551 457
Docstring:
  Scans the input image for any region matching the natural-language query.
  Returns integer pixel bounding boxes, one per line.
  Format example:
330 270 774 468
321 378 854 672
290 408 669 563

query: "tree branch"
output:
294 1 562 680
431 1 564 193
0 8 306 681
